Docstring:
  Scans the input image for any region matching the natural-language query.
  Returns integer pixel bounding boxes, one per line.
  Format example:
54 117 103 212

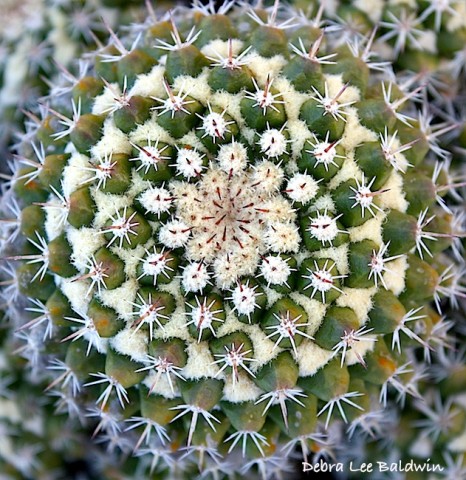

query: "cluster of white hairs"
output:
0 0 465 479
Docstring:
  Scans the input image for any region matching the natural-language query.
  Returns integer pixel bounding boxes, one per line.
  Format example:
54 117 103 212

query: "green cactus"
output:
0 1 465 479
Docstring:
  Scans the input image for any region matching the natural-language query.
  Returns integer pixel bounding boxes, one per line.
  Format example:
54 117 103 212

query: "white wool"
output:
246 324 280 368
130 65 166 98
178 130 208 152
66 226 106 270
201 38 244 59
99 279 139 321
111 328 148 363
312 244 350 276
60 277 91 314
142 371 180 399
222 374 263 403
173 70 212 105
62 151 91 198
264 287 283 308
288 292 327 336
383 255 408 295
336 287 376 325
208 90 244 126
91 189 132 228
378 171 408 212
44 202 65 241
152 307 191 341
130 115 175 145
415 30 437 54
216 308 246 337
448 3 466 31
311 194 336 213
296 341 333 377
287 119 314 160
345 334 377 366
273 77 309 121
353 0 384 21
92 83 121 116
328 151 362 190
448 431 466 453
90 117 132 159
349 213 385 244
183 341 218 379
341 108 378 151
242 52 287 85
46 9 77 66
0 399 21 422
112 242 149 278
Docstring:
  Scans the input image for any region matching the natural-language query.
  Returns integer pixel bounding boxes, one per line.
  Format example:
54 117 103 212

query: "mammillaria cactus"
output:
0 0 465 478
0 0 147 161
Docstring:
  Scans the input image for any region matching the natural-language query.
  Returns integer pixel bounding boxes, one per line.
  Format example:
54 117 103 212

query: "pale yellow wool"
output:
173 70 212 105
47 8 77 66
111 328 148 363
245 324 281 369
378 171 408 212
263 287 283 308
66 226 106 270
416 30 437 54
448 430 466 453
294 249 313 267
336 287 376 325
178 130 208 152
289 292 327 336
130 114 175 145
216 307 246 337
349 213 385 244
273 77 309 121
296 341 333 377
325 74 361 105
312 244 350 276
60 277 92 314
111 241 151 278
90 117 132 159
142 371 180 399
130 64 166 98
243 52 287 85
201 38 244 59
328 151 362 190
208 90 245 126
44 199 66 241
389 0 416 6
183 341 218 379
92 83 121 116
383 255 408 295
345 334 377 366
151 305 191 342
222 374 264 403
0 399 21 422
448 3 466 31
99 278 138 321
62 151 92 197
311 193 336 213
353 0 384 21
287 119 314 160
340 107 378 151
91 188 132 228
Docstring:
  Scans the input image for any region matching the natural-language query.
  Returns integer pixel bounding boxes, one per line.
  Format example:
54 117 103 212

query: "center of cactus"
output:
163 162 296 285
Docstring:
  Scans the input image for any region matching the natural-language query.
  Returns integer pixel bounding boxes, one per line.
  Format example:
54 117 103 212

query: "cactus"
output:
0 0 147 162
0 1 465 478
